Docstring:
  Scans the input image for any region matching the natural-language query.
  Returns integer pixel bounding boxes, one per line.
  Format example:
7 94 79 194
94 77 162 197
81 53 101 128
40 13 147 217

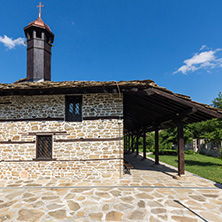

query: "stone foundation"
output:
0 159 122 180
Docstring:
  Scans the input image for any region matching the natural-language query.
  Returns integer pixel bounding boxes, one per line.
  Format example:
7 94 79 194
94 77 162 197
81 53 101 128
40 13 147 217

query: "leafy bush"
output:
184 150 195 155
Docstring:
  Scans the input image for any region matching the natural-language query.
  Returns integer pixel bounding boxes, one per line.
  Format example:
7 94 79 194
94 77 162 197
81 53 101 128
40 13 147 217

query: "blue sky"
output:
0 0 222 104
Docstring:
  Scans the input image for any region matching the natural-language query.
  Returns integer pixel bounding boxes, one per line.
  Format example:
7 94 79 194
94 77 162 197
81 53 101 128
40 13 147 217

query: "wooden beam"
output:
83 116 123 120
155 126 159 165
177 122 185 176
55 137 122 142
152 88 222 118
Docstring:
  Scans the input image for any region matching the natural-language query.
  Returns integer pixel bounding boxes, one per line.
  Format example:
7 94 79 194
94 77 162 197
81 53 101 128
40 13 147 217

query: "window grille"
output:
65 96 82 121
36 135 52 160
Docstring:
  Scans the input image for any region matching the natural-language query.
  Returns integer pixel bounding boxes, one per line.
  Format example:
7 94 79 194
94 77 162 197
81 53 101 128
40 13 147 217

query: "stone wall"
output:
0 93 123 180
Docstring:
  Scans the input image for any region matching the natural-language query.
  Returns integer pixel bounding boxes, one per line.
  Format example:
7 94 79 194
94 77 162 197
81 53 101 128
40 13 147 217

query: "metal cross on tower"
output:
37 2 44 18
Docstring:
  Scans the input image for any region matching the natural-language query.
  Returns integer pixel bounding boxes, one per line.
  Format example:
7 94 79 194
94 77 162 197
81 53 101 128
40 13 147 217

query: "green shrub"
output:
184 150 195 155
159 149 177 155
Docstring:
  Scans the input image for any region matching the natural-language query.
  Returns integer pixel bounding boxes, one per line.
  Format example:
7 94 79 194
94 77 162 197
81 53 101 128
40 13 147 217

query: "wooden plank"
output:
27 131 67 135
0 117 64 122
83 116 123 120
177 122 185 176
0 141 35 144
54 137 122 142
1 157 122 163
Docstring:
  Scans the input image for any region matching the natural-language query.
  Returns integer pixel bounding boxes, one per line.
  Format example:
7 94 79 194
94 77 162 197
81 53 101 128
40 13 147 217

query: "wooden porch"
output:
123 87 222 176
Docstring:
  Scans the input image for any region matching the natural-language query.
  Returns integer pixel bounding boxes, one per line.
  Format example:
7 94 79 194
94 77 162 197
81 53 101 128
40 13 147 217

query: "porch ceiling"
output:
123 88 222 133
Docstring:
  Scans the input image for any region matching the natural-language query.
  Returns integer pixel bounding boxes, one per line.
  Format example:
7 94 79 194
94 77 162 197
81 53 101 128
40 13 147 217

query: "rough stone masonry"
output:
0 93 123 180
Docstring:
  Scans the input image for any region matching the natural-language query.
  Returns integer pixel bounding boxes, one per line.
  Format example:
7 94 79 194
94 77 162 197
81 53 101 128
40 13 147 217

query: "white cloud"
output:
174 47 222 74
200 45 206 50
0 35 25 49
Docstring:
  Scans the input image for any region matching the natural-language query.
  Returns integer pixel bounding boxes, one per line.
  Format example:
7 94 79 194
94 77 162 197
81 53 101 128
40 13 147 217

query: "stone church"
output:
0 7 221 180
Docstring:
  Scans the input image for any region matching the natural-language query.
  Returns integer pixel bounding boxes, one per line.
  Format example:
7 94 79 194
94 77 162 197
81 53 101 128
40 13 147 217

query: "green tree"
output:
212 92 222 109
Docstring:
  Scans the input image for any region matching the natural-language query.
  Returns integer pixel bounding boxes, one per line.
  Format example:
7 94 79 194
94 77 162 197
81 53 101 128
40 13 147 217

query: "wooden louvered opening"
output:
36 135 52 160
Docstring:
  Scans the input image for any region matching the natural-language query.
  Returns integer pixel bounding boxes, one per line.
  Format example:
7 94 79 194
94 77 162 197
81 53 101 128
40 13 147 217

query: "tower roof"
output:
24 17 51 32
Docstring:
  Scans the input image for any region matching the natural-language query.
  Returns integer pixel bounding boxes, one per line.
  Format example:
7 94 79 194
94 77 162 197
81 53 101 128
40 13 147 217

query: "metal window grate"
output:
65 96 82 121
36 135 52 160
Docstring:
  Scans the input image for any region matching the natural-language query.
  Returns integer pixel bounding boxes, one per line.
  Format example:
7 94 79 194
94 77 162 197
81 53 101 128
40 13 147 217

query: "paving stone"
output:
110 190 121 197
138 200 145 208
158 214 168 220
64 193 76 199
48 210 69 220
170 210 185 215
199 211 222 222
46 203 64 210
88 212 103 221
203 194 218 198
120 196 134 203
203 202 216 209
5 191 24 200
14 203 24 208
113 203 134 211
76 211 85 217
102 204 109 211
171 216 198 222
76 196 85 201
0 200 18 209
27 201 44 208
151 208 167 214
17 209 44 222
135 193 153 199
165 200 183 208
106 211 123 221
189 195 206 202
126 210 146 220
23 197 40 202
0 212 14 221
42 196 59 200
82 200 98 206
23 193 34 198
67 201 80 211
95 192 111 198
147 200 163 207
71 188 90 193
149 215 160 222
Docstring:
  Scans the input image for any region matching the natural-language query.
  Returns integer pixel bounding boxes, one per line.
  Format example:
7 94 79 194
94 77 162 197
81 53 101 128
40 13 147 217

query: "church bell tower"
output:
24 3 54 82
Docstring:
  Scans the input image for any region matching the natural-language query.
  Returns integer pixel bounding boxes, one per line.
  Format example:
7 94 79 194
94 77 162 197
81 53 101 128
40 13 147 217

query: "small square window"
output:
36 135 52 160
65 96 82 121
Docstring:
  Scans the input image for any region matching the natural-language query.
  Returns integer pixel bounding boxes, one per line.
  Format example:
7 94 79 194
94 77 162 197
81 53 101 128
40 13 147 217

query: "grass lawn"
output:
149 153 222 184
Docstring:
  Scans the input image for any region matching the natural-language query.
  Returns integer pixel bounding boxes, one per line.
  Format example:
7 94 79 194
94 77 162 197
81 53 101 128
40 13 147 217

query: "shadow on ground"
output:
124 152 177 173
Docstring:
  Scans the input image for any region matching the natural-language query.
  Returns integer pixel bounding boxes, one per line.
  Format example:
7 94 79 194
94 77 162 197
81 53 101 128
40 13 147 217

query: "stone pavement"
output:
0 153 221 221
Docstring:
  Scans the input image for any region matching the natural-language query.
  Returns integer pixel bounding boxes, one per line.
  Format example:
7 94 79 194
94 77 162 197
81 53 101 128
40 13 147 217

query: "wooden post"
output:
127 135 130 152
177 122 185 176
136 133 139 156
143 129 146 159
131 135 135 153
155 126 159 165
124 134 126 151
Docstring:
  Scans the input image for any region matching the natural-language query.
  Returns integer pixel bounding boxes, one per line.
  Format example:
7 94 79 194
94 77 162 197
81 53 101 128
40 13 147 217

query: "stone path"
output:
0 153 221 221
